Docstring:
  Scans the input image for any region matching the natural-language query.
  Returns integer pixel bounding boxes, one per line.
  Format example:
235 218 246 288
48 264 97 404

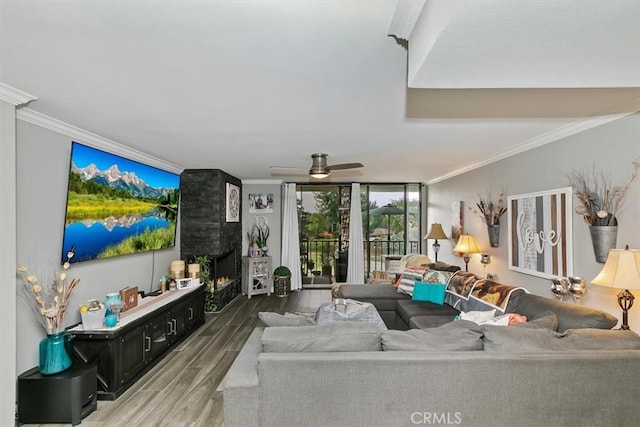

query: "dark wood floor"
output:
23 289 332 427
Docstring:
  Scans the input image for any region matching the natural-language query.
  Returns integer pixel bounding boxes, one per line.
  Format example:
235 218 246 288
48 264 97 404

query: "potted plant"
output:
194 255 217 312
253 222 270 256
273 265 292 297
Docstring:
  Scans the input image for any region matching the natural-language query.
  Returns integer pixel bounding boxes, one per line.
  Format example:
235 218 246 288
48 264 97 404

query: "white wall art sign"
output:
507 187 573 279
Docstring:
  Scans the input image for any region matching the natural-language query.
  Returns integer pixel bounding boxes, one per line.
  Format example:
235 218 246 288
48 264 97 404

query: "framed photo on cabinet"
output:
226 183 240 222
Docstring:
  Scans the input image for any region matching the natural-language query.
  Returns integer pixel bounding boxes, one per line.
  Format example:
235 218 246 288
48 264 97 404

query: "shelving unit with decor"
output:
242 256 273 298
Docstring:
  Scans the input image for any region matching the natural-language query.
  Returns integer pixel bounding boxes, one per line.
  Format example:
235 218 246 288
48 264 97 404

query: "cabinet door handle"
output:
144 336 151 352
172 319 177 333
188 308 194 320
167 321 173 335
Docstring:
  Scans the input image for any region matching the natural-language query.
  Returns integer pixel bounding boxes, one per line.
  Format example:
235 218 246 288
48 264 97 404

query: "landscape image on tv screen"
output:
61 141 181 263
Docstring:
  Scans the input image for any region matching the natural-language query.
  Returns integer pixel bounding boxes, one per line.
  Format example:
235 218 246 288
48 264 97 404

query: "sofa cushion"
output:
482 324 640 352
412 282 446 305
258 312 316 327
482 325 566 352
381 320 483 351
261 322 381 353
335 284 409 311
396 299 459 326
507 293 617 332
560 328 640 350
408 315 457 329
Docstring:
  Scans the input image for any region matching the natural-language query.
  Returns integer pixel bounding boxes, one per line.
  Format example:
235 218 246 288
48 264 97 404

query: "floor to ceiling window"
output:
296 183 422 282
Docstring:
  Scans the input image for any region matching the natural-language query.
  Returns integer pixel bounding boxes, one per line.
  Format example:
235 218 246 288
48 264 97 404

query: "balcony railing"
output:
300 238 419 279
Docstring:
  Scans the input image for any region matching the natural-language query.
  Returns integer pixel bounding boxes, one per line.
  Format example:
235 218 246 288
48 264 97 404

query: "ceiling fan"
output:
270 153 364 179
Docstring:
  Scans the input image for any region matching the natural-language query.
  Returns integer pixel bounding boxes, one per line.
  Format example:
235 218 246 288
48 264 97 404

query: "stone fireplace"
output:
180 169 242 311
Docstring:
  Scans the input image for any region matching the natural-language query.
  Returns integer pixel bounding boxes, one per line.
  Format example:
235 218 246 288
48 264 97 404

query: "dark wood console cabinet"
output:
69 285 204 400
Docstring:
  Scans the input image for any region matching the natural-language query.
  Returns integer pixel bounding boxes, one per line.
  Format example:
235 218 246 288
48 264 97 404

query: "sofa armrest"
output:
223 327 263 427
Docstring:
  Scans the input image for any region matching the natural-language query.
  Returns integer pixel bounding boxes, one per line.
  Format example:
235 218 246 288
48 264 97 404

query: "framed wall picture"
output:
507 187 573 279
248 193 274 214
451 201 463 243
226 183 240 222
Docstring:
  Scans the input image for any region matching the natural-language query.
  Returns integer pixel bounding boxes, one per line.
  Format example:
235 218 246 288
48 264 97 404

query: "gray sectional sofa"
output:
224 278 640 427
334 282 619 332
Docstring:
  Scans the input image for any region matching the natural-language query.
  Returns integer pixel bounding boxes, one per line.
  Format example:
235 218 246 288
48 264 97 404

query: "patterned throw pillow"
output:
396 267 428 296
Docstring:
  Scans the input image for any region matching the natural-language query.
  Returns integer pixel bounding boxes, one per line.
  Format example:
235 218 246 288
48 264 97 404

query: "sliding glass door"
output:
296 183 422 282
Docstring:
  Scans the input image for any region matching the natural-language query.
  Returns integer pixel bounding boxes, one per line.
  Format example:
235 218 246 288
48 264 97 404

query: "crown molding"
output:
241 179 284 185
16 108 184 174
0 83 37 107
427 105 640 185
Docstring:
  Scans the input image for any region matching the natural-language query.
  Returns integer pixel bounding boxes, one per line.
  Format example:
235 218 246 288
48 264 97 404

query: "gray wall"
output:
16 121 182 374
241 181 283 269
427 113 640 330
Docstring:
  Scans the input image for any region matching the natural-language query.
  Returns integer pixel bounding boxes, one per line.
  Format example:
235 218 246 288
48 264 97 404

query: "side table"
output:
17 363 97 426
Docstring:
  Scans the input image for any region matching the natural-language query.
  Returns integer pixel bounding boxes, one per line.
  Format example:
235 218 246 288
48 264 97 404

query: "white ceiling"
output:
2 0 639 184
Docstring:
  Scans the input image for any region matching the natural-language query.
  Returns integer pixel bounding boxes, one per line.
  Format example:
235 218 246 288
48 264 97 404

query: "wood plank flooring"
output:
23 289 332 427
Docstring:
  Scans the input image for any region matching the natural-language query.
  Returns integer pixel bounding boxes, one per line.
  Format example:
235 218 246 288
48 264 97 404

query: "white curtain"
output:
346 183 365 283
281 183 302 291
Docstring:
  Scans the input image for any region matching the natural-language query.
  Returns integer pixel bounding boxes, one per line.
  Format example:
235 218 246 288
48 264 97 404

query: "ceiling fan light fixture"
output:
309 170 330 179
309 153 330 179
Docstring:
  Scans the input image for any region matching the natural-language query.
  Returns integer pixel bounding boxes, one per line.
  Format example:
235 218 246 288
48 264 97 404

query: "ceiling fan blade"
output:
269 165 307 171
328 162 364 171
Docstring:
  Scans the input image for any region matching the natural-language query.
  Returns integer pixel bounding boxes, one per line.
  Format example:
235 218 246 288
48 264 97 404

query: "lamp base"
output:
618 289 634 330
463 254 470 272
432 240 440 263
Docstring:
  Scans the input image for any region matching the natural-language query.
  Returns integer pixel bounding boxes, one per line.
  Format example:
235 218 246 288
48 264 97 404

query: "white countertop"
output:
69 284 203 333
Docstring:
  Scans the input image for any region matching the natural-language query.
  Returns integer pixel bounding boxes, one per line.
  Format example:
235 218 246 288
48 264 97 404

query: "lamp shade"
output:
424 223 448 240
591 247 640 290
453 234 482 254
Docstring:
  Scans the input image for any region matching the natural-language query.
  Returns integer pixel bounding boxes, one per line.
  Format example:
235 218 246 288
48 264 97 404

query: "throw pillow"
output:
412 282 446 305
259 312 316 327
261 322 381 353
396 267 428 296
381 320 484 351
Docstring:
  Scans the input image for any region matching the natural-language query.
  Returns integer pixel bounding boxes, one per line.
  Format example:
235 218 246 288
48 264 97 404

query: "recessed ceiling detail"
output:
389 0 640 89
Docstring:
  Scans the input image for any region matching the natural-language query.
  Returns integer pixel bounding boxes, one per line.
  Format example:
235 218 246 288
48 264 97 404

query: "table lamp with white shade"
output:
453 234 482 272
591 245 640 330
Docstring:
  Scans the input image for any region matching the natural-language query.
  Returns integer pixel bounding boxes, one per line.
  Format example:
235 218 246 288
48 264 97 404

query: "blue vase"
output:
104 293 123 320
39 332 72 375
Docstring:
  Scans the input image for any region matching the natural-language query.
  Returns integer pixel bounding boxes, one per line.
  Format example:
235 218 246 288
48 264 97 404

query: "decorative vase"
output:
487 224 500 248
39 332 72 375
261 246 268 256
589 226 617 263
104 293 123 322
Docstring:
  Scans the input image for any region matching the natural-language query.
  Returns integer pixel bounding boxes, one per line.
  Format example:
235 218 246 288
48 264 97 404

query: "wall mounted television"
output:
61 141 181 264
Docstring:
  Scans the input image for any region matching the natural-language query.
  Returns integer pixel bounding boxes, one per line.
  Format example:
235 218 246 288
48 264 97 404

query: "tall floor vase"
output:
39 332 72 375
589 226 618 263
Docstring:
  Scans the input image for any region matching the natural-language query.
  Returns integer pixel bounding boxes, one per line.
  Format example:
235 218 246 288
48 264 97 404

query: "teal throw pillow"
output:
412 282 446 305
